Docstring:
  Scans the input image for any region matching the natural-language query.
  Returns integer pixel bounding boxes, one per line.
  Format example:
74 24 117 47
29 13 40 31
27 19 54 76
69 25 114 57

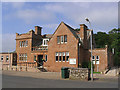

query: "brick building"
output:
15 21 113 72
0 52 17 70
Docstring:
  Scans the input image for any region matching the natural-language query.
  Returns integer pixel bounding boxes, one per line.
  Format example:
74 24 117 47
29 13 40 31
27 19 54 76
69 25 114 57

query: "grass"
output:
90 71 101 74
93 72 101 74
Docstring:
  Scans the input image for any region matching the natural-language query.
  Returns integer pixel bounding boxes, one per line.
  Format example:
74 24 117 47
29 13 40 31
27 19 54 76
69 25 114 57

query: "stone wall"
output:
2 66 41 72
69 68 90 81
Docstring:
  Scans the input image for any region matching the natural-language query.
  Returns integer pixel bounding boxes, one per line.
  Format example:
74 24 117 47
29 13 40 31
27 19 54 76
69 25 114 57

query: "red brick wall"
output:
16 29 42 64
0 53 15 66
47 22 79 72
89 48 108 72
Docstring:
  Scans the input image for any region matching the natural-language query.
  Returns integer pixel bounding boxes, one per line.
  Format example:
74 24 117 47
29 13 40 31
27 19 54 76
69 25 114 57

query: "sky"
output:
1 1 118 52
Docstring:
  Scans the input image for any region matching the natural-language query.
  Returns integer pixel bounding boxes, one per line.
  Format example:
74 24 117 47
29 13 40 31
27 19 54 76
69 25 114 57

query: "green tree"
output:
94 32 110 48
94 28 120 66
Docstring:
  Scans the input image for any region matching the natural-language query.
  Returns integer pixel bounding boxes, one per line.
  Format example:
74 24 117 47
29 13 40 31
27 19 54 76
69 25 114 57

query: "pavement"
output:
2 70 61 80
1 70 119 88
2 74 118 88
2 70 118 82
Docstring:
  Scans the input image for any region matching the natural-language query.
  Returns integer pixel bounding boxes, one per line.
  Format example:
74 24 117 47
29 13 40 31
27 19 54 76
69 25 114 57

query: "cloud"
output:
1 33 16 52
42 24 59 34
2 0 120 2
11 2 25 9
3 2 118 33
16 9 56 24
42 2 118 32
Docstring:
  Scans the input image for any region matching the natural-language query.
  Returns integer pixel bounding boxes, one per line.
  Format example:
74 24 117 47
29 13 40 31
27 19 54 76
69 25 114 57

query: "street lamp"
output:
85 18 93 81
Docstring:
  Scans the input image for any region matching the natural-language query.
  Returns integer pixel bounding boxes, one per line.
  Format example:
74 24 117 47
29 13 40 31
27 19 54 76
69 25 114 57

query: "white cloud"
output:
16 9 56 24
1 33 16 52
43 24 59 29
42 24 59 34
43 3 118 32
11 2 25 9
2 0 119 2
3 2 118 33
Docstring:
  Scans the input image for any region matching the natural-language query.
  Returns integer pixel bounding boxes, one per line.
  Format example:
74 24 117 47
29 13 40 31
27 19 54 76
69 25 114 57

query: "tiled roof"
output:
63 22 79 39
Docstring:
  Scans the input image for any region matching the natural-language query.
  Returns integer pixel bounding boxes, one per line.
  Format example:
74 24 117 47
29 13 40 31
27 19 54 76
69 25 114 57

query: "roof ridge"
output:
63 22 75 30
63 22 79 39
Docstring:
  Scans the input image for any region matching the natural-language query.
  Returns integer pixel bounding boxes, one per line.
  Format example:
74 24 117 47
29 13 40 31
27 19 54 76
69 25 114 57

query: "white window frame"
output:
61 36 64 44
6 56 9 62
64 35 67 43
92 56 95 64
1 56 3 61
55 52 58 62
43 39 49 46
66 52 69 62
62 52 65 62
59 52 62 62
57 36 60 44
96 56 99 64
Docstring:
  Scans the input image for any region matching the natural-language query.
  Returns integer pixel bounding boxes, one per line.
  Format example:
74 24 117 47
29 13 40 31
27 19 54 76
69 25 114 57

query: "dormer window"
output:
43 39 49 46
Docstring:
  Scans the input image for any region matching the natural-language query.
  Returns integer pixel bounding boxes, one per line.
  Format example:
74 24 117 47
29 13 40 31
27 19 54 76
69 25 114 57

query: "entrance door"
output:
38 55 43 67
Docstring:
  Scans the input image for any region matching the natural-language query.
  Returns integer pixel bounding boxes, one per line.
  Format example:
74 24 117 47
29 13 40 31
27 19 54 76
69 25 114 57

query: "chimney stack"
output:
79 24 88 49
79 24 88 40
35 26 42 35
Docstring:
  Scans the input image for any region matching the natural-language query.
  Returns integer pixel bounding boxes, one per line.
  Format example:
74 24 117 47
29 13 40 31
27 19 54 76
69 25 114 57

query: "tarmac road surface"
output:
2 74 118 88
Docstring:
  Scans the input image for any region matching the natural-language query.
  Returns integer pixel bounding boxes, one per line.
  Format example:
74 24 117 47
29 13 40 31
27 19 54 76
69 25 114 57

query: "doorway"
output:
38 55 43 67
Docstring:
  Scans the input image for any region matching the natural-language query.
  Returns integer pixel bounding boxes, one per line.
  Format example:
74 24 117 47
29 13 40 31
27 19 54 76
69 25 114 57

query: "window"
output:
22 41 24 47
92 56 95 64
63 52 65 62
25 41 28 47
57 36 60 44
21 54 22 61
59 52 62 62
23 41 25 47
20 40 28 47
19 54 21 61
43 39 49 46
64 35 67 43
25 54 27 61
61 36 64 44
45 55 47 62
6 56 9 62
55 52 69 62
44 40 46 45
46 40 48 45
55 52 58 62
1 56 3 61
19 41 22 47
34 55 36 62
96 56 99 64
66 52 69 62
24 54 26 61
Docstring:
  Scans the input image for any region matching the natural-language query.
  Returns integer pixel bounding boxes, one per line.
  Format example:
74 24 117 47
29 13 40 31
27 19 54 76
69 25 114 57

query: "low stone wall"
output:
2 65 41 72
69 68 90 81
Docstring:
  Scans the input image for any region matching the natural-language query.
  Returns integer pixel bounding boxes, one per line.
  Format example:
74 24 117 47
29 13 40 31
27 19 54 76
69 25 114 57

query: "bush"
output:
82 61 94 71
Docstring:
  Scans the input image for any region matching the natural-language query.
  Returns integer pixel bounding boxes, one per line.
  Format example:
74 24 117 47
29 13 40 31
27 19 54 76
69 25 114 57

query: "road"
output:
2 74 118 88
